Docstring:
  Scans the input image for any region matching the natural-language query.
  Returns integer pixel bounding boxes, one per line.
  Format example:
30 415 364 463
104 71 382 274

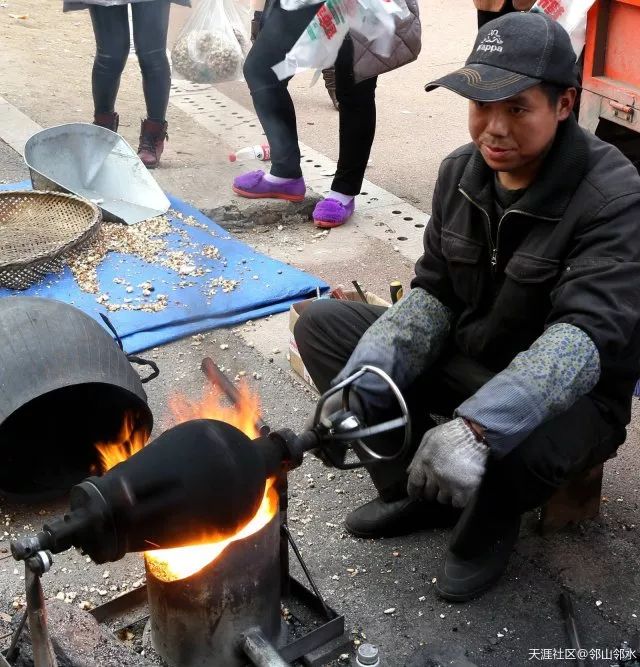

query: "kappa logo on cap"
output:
477 29 504 54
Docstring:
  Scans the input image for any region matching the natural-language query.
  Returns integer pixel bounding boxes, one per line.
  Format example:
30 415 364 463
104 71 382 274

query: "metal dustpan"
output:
24 123 170 225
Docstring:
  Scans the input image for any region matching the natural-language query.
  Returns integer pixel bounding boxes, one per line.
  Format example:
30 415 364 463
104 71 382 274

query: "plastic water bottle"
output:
356 643 380 667
228 144 271 163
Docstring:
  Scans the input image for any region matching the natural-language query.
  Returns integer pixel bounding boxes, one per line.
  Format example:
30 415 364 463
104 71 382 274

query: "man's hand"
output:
407 417 489 508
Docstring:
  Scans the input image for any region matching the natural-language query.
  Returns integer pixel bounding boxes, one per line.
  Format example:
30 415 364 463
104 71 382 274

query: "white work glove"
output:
407 417 489 508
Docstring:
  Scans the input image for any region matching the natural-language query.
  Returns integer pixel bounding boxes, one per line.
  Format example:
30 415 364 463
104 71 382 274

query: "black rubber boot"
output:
435 485 521 602
345 496 461 539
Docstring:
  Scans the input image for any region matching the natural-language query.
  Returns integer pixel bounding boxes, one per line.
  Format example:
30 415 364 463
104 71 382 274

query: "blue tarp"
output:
0 181 328 353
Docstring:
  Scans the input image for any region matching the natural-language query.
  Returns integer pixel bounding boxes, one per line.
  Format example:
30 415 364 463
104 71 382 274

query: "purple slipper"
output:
232 170 306 202
313 198 355 228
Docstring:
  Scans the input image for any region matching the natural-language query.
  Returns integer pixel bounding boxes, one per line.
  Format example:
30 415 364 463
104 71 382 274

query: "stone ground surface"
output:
13 599 157 667
0 1 639 666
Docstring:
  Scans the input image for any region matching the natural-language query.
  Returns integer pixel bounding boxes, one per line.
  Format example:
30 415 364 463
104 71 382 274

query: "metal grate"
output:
0 190 101 290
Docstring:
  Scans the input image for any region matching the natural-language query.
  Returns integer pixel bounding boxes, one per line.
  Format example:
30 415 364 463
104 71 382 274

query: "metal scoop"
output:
25 123 170 224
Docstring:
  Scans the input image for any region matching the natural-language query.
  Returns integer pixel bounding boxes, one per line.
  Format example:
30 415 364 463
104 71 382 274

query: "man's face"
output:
468 85 576 187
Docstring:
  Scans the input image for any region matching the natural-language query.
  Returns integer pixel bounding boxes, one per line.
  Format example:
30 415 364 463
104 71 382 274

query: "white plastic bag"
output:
172 0 251 84
531 0 596 57
272 0 407 81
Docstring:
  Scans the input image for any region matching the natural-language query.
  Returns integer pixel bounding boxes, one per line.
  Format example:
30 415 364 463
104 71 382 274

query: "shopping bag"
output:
531 0 597 56
172 0 251 84
272 0 407 81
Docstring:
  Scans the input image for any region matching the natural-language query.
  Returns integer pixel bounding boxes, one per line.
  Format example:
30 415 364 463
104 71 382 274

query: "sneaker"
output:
313 198 355 228
232 170 305 202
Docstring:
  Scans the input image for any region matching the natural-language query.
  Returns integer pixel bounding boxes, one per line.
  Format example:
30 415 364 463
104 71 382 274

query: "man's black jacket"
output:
412 115 640 436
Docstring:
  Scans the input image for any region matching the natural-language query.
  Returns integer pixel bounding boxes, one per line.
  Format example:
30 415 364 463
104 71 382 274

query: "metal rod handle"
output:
558 592 587 667
313 365 411 468
25 563 58 667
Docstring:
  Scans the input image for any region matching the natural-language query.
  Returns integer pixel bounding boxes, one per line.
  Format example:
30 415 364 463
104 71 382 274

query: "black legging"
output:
89 1 171 121
243 0 377 195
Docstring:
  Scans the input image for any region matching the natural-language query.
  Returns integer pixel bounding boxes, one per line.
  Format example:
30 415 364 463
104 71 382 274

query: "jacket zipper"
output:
458 188 497 270
459 188 561 270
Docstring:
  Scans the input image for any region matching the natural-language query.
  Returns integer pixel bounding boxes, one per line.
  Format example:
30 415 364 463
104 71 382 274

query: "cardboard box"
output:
288 290 391 390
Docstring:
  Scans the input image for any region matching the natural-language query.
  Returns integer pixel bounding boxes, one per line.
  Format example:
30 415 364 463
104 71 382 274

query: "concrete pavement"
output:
0 1 639 665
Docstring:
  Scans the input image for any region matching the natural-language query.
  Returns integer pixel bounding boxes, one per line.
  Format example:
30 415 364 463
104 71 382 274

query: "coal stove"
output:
8 360 411 667
145 499 282 667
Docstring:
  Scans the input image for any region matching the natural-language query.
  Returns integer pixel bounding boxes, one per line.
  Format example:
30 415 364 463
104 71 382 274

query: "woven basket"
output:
0 191 101 290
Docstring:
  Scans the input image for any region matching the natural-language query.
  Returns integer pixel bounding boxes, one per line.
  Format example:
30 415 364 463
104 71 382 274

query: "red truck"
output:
579 0 640 170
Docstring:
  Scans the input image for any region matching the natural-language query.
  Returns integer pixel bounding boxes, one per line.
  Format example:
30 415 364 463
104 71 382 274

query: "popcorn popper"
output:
8 361 410 667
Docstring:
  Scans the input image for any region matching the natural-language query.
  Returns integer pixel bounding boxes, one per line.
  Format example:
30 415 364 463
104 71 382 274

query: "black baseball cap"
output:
425 11 579 102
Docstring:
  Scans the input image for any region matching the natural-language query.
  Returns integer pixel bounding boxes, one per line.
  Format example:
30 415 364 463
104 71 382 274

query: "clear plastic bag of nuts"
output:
171 0 251 84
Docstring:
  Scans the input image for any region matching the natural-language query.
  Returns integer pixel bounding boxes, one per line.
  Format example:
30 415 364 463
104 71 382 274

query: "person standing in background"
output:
474 0 535 27
233 0 421 229
250 0 339 109
63 0 191 169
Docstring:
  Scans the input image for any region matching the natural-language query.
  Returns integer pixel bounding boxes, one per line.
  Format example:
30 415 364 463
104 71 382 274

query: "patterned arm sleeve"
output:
335 288 453 415
455 323 601 456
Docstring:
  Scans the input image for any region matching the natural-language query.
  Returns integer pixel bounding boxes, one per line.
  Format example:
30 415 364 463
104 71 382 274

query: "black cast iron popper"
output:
11 365 411 565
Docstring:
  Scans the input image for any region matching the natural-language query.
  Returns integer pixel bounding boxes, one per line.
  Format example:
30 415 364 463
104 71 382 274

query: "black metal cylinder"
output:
0 297 152 497
58 421 281 563
145 503 282 667
15 421 292 565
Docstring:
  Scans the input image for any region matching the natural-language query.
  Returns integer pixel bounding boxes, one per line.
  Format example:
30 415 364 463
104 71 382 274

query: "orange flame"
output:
145 477 278 582
93 412 149 474
167 381 261 439
93 378 274 581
